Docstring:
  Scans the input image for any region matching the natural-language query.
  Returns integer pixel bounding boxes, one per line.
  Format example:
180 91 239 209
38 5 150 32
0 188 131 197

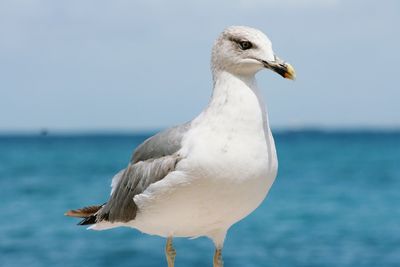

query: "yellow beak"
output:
262 57 296 80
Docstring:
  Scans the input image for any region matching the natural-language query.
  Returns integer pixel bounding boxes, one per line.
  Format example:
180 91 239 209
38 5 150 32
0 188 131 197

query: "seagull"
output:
65 25 295 267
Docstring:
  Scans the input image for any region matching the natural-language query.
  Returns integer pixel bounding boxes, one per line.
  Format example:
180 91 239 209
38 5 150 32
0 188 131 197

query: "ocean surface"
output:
0 130 399 267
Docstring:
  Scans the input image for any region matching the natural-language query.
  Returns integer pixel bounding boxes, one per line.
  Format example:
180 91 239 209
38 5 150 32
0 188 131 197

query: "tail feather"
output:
65 205 103 225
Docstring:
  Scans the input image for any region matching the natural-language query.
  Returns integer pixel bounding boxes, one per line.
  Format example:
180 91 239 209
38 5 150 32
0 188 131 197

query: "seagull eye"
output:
239 41 252 50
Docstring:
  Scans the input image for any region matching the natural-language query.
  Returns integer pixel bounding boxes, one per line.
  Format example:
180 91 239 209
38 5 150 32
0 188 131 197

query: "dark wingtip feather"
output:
65 204 104 225
78 215 97 225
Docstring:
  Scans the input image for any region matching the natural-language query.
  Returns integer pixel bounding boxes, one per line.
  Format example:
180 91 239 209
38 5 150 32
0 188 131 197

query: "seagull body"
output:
126 72 277 244
66 26 295 267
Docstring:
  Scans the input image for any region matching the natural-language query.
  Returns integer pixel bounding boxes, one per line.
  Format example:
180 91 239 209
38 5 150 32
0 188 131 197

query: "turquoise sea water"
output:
0 131 399 267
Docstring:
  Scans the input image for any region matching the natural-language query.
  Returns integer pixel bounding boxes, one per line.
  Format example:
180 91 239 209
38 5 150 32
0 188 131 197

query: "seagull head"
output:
211 26 296 80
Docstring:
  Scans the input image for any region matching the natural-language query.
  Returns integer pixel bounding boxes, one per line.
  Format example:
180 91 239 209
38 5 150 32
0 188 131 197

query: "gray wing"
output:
96 122 191 223
131 122 191 163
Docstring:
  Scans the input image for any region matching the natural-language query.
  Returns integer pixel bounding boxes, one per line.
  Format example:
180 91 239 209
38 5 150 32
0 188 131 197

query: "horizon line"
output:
1 126 400 136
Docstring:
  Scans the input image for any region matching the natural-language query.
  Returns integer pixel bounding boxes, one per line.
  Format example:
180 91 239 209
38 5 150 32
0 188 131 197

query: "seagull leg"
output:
213 248 223 267
165 237 176 267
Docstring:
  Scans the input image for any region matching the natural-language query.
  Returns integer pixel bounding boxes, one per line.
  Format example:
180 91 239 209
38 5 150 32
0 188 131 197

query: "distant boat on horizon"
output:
40 128 49 136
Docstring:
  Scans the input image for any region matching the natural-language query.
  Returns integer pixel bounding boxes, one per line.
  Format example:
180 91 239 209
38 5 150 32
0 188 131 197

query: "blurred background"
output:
0 0 399 266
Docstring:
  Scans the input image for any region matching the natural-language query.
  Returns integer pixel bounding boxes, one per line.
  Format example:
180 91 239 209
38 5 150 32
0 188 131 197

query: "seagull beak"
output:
262 56 296 80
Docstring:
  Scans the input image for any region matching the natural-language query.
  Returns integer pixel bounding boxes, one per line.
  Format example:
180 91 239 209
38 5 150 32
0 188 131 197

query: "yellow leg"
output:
213 248 223 267
165 237 176 267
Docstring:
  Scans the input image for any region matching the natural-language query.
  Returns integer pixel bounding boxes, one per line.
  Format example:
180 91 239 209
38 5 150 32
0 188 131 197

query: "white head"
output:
211 26 295 80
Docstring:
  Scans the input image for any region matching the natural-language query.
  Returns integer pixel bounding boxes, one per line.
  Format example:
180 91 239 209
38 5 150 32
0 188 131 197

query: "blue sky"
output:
0 0 399 132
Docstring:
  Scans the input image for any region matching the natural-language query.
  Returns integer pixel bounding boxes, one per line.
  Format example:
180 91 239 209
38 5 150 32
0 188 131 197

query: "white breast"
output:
130 71 278 239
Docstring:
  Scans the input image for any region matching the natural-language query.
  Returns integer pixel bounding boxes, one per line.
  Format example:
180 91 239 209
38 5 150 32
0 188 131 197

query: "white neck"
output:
205 71 270 133
188 70 277 170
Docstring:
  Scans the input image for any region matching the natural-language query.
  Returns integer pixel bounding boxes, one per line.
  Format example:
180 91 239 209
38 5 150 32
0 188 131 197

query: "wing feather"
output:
95 123 191 223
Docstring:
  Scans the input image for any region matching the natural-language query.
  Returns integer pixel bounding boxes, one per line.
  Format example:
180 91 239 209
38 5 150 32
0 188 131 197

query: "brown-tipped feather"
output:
64 205 102 218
